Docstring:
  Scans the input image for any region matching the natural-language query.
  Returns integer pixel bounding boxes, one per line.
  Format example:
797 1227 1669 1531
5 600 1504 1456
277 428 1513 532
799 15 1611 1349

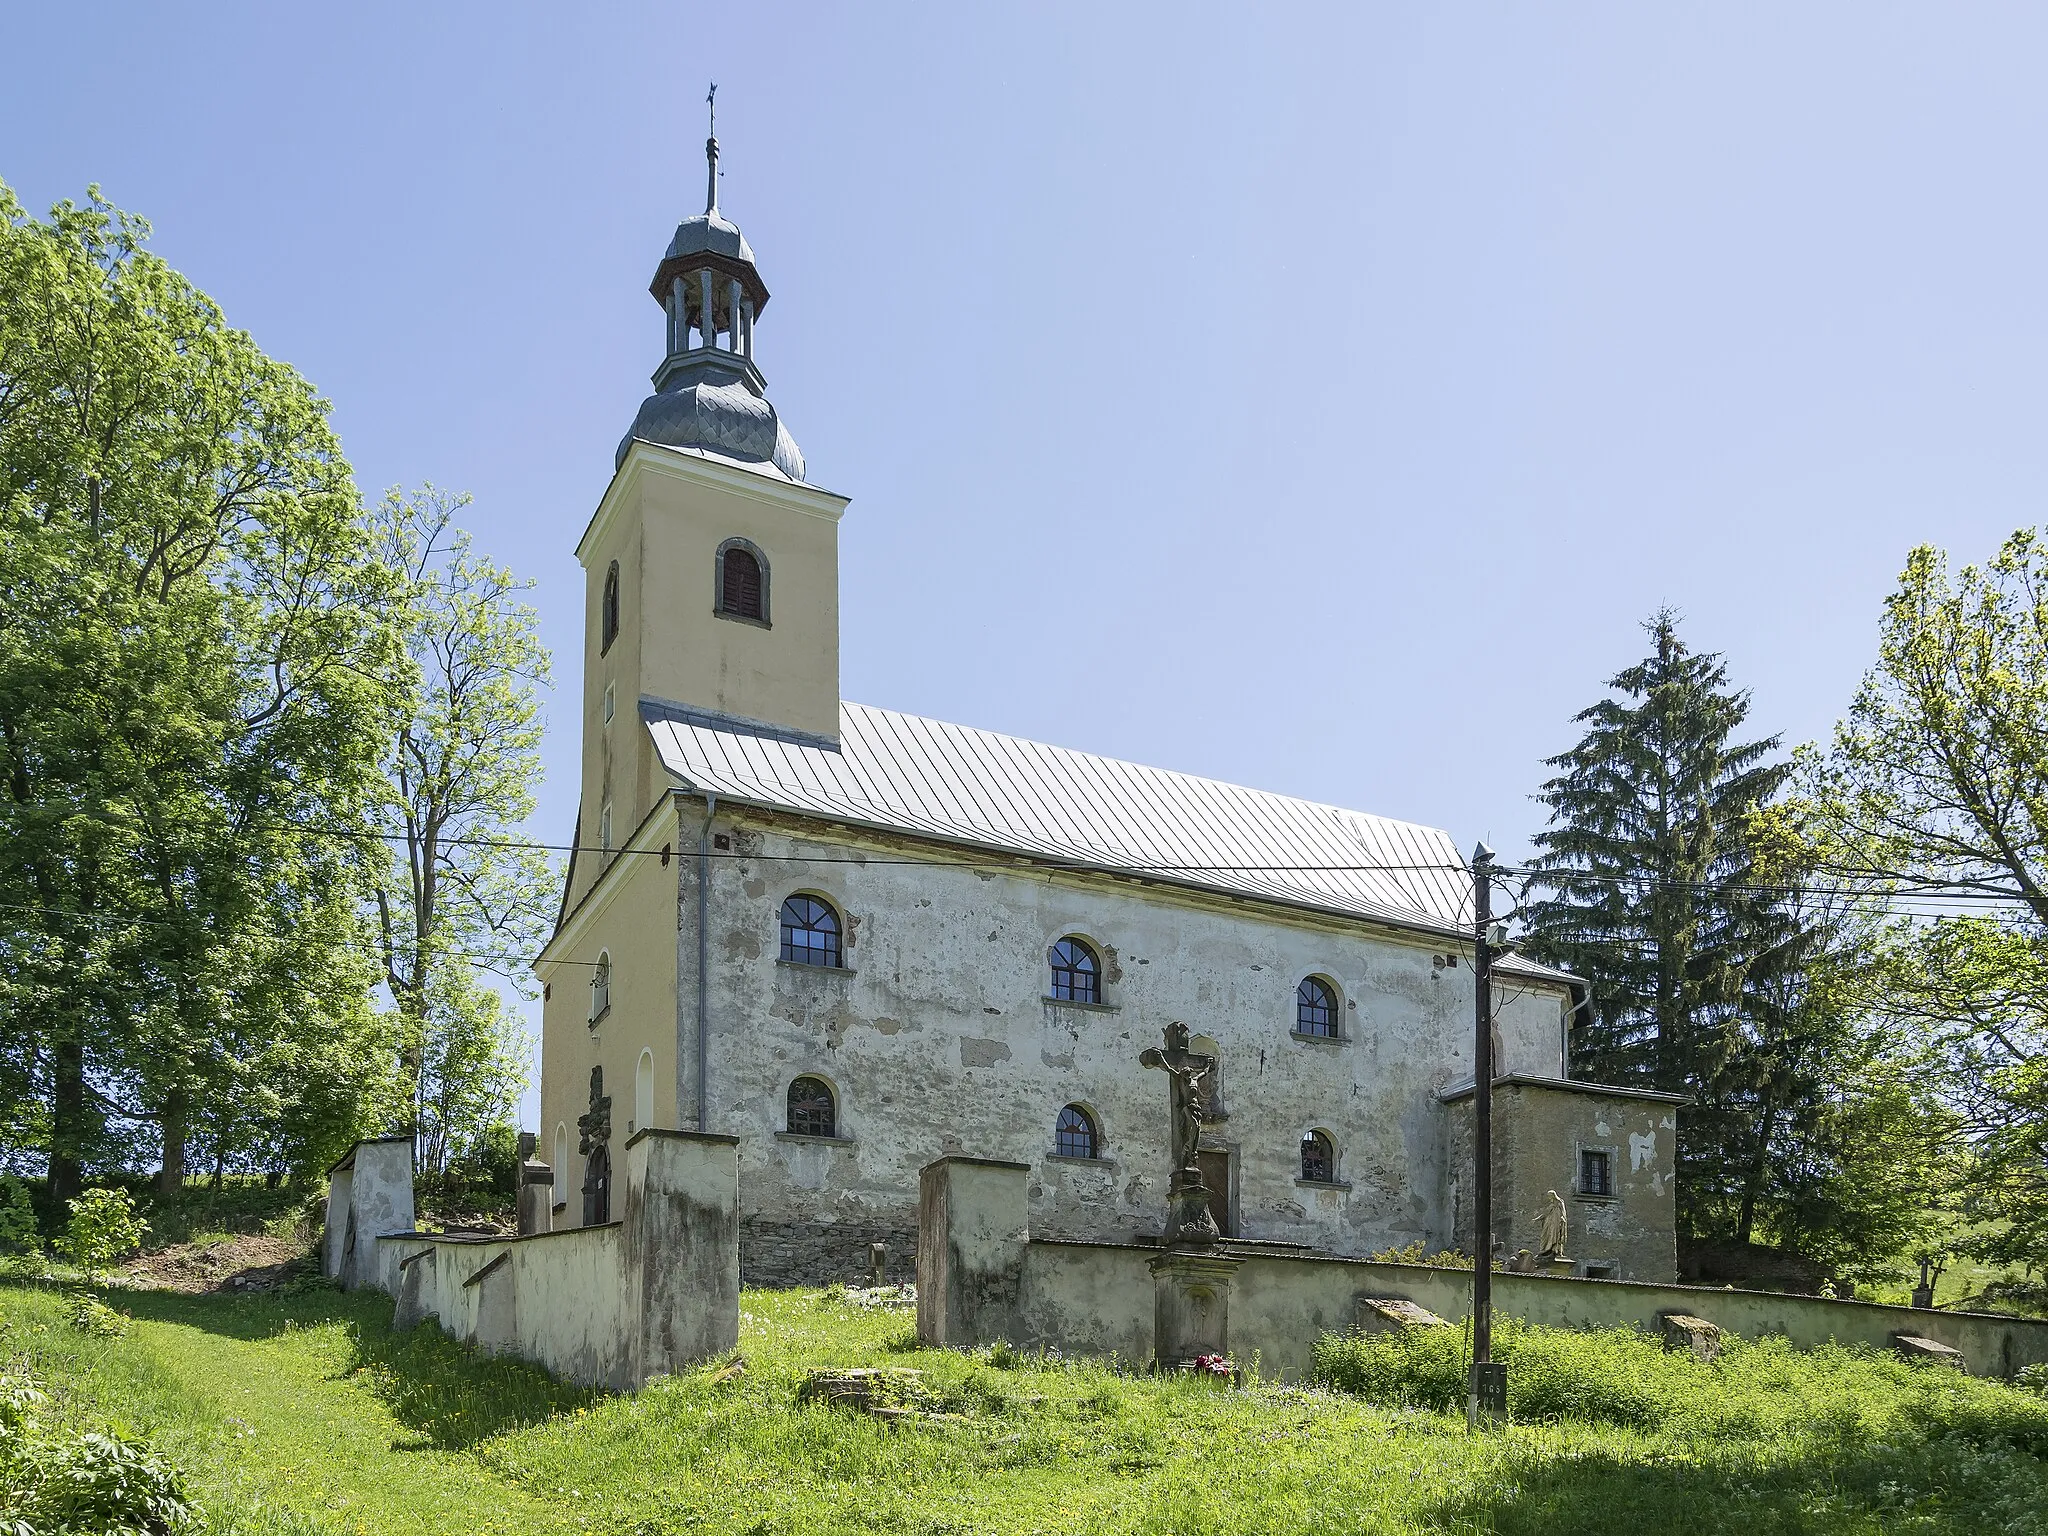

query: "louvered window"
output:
721 545 763 620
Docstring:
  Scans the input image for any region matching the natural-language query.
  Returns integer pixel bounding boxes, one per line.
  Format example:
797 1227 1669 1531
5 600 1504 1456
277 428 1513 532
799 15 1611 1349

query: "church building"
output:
534 132 1681 1287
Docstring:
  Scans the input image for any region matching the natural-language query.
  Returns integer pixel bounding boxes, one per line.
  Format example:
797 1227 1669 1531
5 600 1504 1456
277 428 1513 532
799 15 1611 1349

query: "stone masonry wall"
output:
740 1215 920 1289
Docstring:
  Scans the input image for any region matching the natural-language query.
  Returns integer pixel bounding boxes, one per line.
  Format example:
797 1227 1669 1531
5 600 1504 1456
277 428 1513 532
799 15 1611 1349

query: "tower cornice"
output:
575 440 849 569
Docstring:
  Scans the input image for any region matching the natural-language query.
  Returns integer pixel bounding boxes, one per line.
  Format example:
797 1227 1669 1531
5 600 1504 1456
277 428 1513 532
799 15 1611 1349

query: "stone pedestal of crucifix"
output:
1142 1022 1242 1370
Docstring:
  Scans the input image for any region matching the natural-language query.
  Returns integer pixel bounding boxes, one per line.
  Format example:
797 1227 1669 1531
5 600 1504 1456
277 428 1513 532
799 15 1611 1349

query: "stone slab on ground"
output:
1356 1297 1452 1333
799 1367 930 1416
1892 1333 1966 1369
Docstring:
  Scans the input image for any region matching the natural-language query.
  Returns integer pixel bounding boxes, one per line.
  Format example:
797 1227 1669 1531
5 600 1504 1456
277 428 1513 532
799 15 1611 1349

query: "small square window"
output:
1580 1147 1613 1198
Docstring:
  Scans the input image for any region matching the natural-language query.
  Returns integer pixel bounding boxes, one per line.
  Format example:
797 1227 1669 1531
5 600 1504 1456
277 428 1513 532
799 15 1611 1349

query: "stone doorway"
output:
1198 1149 1235 1237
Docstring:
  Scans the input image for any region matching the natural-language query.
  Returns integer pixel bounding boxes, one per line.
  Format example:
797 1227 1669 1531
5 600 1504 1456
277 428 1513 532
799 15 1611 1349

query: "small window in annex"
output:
601 560 621 653
1295 977 1339 1037
779 895 842 967
717 540 767 622
1048 937 1100 1004
1054 1104 1098 1159
588 953 611 1024
1580 1147 1613 1198
787 1076 836 1138
1300 1130 1337 1184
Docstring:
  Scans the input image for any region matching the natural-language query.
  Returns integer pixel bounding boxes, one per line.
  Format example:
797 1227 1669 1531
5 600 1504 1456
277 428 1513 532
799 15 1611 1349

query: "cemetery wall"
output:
328 1129 740 1391
921 1156 2048 1380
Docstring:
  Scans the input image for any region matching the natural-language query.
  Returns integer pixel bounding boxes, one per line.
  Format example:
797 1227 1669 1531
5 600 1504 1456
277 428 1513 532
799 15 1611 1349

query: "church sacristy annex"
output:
534 130 1682 1288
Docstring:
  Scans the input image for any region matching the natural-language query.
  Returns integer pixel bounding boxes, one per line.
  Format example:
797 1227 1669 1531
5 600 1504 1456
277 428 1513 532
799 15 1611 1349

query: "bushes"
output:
67 1292 127 1338
1311 1315 2048 1447
55 1189 147 1278
0 1371 198 1534
0 1180 38 1256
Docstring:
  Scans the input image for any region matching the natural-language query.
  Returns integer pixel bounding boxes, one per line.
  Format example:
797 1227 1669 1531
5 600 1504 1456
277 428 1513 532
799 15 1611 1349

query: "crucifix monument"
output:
1141 1022 1220 1247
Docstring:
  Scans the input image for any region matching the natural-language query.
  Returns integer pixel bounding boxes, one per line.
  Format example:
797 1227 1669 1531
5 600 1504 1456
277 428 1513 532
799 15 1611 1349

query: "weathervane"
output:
704 82 721 215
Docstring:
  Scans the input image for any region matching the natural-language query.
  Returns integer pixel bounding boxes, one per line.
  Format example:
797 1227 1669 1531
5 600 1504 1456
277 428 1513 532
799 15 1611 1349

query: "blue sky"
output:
10 5 2048 1121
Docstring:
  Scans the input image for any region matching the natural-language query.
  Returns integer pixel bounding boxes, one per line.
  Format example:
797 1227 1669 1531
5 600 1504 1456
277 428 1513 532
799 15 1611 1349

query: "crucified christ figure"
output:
1141 1022 1221 1245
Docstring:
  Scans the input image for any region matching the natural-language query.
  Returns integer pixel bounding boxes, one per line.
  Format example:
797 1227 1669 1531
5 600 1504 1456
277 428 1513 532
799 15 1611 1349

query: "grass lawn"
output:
5 1279 2048 1535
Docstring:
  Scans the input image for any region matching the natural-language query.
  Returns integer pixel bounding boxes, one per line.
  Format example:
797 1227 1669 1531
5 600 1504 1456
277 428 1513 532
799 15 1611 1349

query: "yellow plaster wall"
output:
566 450 846 912
539 817 682 1225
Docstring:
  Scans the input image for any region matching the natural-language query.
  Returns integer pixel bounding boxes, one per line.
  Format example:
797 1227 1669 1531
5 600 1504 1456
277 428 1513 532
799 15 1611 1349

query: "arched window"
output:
779 895 842 967
716 539 768 623
552 1122 569 1209
601 560 620 653
635 1049 654 1133
787 1076 836 1138
1054 1104 1098 1159
1296 977 1339 1038
1048 937 1100 1004
588 952 611 1023
1301 1130 1337 1185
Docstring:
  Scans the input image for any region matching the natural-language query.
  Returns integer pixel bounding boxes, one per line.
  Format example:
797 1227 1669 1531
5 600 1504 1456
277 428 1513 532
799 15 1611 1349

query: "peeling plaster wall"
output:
1448 1082 1679 1282
620 810 1576 1283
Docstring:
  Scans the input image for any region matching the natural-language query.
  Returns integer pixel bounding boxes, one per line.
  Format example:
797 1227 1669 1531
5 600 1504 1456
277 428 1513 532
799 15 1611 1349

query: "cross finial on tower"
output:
704 82 721 215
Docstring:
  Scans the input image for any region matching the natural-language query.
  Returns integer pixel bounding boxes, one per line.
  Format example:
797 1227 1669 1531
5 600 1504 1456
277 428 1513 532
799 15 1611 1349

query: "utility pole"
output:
1467 841 1504 1431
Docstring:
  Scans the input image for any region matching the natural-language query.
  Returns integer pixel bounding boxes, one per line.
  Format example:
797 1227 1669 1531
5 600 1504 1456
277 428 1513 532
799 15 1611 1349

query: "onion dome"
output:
616 109 805 481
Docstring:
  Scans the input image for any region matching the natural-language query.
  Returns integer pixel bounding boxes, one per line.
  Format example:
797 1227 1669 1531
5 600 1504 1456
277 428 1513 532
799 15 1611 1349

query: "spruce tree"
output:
1522 613 1807 1243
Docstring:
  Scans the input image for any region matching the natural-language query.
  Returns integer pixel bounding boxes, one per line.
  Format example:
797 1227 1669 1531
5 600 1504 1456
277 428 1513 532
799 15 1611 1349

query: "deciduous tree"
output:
371 488 551 1184
0 181 401 1196
1811 530 2048 1276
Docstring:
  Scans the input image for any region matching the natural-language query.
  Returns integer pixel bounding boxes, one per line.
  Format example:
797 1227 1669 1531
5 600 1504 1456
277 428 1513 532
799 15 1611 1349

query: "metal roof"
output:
645 701 1574 982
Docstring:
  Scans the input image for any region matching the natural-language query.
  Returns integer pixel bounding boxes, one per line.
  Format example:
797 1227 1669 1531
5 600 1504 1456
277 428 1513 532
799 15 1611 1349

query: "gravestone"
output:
1659 1312 1722 1364
1892 1333 1965 1369
1356 1297 1451 1334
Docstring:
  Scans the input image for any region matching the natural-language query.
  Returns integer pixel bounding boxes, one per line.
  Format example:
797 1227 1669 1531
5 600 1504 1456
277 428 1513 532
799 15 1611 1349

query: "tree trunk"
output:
159 1084 188 1193
48 1029 85 1208
1736 1099 1777 1245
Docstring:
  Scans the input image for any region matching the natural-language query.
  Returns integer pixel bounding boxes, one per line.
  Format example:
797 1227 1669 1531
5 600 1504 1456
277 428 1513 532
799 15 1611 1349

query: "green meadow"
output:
6 1280 2048 1535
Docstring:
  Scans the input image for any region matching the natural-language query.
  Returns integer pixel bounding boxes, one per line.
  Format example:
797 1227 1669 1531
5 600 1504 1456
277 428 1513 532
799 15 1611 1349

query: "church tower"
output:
566 115 850 909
